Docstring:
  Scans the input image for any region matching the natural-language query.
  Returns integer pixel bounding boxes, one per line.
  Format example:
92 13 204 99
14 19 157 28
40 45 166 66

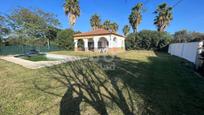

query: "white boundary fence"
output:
168 41 203 64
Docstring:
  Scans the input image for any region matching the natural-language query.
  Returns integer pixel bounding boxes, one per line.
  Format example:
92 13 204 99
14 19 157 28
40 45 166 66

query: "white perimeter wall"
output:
168 41 203 64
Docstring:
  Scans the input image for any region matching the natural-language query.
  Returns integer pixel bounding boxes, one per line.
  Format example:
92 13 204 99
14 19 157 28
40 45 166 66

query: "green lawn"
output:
0 51 204 115
51 50 103 57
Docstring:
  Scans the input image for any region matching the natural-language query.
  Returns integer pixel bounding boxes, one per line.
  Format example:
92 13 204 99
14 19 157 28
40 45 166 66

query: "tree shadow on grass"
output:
108 53 204 115
33 53 204 115
34 58 137 115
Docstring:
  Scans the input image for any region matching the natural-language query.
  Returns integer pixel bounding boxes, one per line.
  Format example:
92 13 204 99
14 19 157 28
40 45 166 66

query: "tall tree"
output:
64 0 80 28
154 3 173 32
8 8 60 48
129 3 143 33
173 30 191 43
102 20 111 31
0 15 9 47
90 14 101 30
123 25 130 36
110 22 119 32
36 9 60 48
173 30 204 43
56 29 74 49
102 20 118 32
0 15 9 38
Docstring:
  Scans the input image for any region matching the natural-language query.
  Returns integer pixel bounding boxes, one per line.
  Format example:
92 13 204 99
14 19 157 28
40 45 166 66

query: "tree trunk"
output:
158 27 163 32
135 26 138 33
47 39 50 50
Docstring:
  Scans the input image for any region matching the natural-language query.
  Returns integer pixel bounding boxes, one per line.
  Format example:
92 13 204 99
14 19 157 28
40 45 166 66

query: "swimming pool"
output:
1 53 82 69
15 54 61 61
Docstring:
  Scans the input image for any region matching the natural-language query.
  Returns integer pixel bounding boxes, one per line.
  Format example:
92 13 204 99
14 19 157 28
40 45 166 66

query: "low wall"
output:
168 41 203 64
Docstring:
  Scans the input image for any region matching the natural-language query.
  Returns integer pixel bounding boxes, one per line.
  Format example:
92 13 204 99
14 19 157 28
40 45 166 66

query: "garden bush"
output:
173 30 204 43
126 30 172 51
56 29 74 50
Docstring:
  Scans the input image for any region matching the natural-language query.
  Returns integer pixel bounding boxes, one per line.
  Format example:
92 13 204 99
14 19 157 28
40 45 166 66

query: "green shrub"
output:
125 33 140 50
4 37 47 46
56 29 74 50
126 30 172 51
173 30 204 43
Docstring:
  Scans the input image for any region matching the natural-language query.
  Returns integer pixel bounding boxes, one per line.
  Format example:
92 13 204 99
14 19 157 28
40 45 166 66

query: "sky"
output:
0 0 204 34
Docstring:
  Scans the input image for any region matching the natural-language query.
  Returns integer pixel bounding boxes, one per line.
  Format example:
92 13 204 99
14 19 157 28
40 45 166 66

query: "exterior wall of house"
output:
110 35 125 48
74 34 125 52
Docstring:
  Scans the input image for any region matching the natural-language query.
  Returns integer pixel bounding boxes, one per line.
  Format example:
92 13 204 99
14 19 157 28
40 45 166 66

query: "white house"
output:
73 29 126 52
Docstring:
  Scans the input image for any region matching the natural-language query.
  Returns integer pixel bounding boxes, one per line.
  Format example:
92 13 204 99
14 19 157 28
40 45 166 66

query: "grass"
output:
50 50 121 57
51 50 101 57
21 54 58 62
0 51 204 115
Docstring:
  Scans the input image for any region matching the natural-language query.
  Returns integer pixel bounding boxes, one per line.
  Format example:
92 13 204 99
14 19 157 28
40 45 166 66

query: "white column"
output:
74 39 78 51
123 39 125 49
93 37 99 52
83 39 88 51
108 35 113 48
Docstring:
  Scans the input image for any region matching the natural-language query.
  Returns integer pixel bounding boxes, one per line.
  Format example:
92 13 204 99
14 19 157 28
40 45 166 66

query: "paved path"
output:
0 54 83 69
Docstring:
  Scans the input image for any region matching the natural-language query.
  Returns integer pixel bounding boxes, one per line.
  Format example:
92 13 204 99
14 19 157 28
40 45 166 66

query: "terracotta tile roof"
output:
74 28 124 37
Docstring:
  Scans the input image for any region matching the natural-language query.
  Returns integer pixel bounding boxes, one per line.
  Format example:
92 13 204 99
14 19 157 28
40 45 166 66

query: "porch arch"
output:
77 39 84 51
98 37 109 49
88 38 94 51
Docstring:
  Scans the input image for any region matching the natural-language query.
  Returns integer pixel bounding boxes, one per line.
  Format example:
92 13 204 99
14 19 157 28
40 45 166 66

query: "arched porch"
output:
74 37 109 52
98 37 109 52
75 39 84 51
73 28 126 53
88 38 94 51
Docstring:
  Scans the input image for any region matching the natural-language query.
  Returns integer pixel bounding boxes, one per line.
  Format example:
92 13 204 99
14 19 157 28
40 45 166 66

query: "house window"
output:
113 37 117 42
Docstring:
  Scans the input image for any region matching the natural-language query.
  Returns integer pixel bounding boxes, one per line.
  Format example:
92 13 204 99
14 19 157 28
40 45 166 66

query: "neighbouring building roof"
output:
74 29 124 38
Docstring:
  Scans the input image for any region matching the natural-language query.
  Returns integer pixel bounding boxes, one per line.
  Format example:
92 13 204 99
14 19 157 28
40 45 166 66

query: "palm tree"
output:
102 20 111 30
123 25 130 36
64 0 80 28
129 3 143 33
154 3 173 32
90 14 101 30
102 20 118 32
110 22 119 32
